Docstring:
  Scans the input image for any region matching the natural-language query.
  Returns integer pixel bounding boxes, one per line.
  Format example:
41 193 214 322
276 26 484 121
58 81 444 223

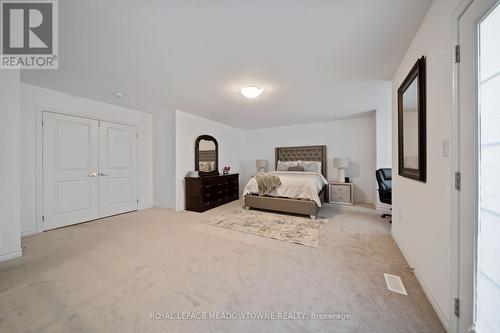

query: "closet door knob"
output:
99 172 109 176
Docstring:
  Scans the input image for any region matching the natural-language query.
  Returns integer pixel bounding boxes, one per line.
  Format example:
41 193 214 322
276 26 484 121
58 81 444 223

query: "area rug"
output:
201 208 328 248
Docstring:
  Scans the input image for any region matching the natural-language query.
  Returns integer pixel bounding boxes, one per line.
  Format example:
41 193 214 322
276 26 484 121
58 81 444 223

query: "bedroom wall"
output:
376 91 393 169
175 110 243 210
375 82 393 210
391 0 462 329
241 113 377 204
0 71 22 262
20 84 154 236
152 109 176 209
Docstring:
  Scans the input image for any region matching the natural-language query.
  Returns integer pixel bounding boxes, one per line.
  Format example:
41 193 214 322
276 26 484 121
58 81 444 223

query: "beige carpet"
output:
201 208 328 248
0 200 445 333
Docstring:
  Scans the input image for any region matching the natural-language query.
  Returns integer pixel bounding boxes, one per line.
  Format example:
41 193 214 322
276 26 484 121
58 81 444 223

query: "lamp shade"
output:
333 158 349 168
256 159 268 168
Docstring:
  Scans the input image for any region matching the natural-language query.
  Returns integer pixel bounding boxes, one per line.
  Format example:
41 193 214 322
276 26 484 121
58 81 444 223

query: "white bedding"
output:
243 171 328 206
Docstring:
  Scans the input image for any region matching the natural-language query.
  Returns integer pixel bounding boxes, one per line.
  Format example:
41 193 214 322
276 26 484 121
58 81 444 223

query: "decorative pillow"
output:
287 166 305 171
277 160 298 171
298 160 322 173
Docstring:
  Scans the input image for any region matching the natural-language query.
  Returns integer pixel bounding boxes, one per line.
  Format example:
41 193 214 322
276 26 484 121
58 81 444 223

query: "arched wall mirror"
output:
195 135 219 176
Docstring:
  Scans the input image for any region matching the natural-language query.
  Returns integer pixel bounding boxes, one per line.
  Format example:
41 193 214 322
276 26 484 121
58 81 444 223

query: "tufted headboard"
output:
275 145 327 179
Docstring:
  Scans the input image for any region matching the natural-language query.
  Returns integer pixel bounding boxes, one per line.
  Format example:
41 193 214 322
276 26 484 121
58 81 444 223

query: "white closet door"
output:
98 121 138 217
43 112 99 230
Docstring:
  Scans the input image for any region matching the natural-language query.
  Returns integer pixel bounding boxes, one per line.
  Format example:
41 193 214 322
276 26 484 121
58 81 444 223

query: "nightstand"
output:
329 181 354 205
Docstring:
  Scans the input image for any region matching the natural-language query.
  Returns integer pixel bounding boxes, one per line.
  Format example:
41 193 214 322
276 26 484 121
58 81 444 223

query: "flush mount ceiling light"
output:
113 92 123 97
239 84 264 99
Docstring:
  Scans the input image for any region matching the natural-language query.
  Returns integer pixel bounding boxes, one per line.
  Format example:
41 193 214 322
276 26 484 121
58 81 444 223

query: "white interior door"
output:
43 112 99 229
458 1 500 332
98 121 138 217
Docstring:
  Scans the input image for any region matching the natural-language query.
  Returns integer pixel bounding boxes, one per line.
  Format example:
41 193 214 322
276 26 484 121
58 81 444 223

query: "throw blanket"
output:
253 173 281 196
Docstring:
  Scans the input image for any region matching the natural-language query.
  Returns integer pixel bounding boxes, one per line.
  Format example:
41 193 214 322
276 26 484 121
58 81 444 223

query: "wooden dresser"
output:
185 174 239 212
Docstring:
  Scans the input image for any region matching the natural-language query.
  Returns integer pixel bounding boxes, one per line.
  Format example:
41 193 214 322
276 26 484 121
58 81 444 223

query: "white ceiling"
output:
21 0 433 129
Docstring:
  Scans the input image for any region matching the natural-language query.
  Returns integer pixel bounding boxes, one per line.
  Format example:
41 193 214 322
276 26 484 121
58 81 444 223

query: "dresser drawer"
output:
201 180 218 190
331 193 351 203
330 185 350 195
329 182 353 205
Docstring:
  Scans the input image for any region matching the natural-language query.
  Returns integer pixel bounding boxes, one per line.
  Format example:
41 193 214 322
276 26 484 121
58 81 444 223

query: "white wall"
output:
0 71 22 262
152 110 176 209
20 84 154 236
175 110 243 210
371 80 393 170
391 0 461 329
242 114 377 204
375 83 393 210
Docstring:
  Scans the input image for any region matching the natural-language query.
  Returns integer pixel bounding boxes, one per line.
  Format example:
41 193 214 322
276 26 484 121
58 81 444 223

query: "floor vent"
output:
384 273 408 295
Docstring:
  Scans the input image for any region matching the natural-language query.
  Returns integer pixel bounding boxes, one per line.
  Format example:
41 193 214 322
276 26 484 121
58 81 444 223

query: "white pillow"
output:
277 160 298 171
298 160 322 173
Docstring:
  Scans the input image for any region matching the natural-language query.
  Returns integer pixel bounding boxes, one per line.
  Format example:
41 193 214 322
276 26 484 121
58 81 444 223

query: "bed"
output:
243 145 328 220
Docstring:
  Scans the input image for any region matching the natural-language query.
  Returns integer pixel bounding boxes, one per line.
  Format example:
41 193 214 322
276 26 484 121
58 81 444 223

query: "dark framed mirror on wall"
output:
398 56 427 182
195 135 219 176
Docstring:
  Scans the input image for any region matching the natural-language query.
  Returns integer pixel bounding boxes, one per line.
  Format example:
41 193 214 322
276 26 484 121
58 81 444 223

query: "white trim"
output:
450 0 496 332
449 0 473 332
392 233 450 331
0 249 22 263
450 0 486 332
35 106 144 234
139 204 153 210
450 2 475 333
152 203 175 210
35 105 44 234
21 229 37 237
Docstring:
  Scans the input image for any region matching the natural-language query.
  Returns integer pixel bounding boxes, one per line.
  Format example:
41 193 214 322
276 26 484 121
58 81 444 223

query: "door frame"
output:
451 2 474 331
35 106 140 234
450 0 499 332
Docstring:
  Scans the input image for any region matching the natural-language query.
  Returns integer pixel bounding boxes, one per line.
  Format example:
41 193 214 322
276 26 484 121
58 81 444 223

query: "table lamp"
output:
333 158 349 182
256 159 269 173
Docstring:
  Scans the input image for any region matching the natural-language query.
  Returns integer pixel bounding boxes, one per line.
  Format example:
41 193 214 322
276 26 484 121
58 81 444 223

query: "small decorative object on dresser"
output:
329 181 354 205
185 173 239 212
223 165 231 175
187 171 199 178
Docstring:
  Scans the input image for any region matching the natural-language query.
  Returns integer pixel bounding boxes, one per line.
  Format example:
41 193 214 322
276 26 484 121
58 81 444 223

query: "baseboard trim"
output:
0 249 22 262
152 203 175 210
139 203 153 210
392 232 450 332
21 229 38 237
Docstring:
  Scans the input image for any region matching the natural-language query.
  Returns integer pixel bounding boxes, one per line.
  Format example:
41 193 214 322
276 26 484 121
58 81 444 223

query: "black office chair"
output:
376 168 392 220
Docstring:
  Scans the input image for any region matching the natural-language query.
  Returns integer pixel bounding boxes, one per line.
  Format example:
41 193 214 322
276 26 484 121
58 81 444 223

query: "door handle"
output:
99 172 109 176
88 171 97 177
